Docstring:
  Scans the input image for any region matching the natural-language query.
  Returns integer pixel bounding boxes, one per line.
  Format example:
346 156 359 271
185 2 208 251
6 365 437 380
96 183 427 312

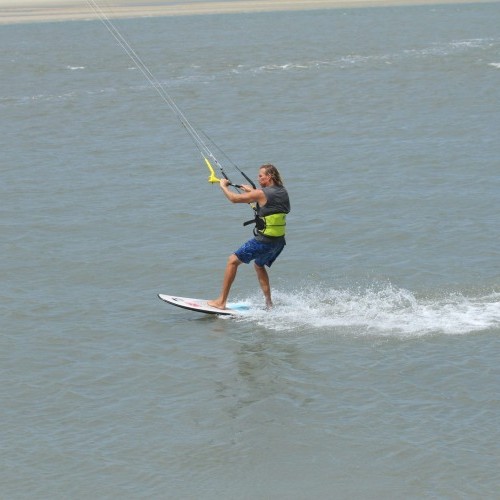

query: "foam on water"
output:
234 285 500 337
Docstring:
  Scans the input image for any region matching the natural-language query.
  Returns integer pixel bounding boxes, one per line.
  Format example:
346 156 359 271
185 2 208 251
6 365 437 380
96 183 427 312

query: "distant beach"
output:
0 0 496 25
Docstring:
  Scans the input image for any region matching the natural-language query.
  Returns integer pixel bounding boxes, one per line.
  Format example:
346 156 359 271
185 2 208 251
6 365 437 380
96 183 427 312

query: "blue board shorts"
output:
234 238 286 268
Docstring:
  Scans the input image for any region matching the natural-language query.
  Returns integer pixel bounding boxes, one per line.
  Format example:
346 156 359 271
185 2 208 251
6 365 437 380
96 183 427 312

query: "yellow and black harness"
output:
244 211 287 238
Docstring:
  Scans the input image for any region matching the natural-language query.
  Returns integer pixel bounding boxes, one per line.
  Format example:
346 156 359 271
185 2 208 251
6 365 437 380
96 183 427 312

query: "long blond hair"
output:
260 164 283 187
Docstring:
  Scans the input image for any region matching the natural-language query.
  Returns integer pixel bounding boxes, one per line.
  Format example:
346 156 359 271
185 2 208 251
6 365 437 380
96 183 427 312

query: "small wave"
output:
404 38 496 58
235 285 500 337
238 37 499 77
449 39 488 49
488 63 500 69
66 65 85 70
256 62 310 72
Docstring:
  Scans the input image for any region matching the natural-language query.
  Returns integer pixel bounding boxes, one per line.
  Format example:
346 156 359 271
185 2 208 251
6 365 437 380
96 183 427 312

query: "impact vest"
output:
254 212 287 238
244 185 290 240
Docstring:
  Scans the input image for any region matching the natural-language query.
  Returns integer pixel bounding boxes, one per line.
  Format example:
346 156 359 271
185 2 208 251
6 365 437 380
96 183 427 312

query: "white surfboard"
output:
158 294 250 316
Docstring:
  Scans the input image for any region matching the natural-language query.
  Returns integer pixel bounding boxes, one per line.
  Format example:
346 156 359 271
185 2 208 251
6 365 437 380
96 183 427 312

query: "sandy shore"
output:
0 0 495 25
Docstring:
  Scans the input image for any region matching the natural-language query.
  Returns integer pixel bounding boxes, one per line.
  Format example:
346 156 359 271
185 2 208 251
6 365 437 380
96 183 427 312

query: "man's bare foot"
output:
207 300 226 310
265 300 273 310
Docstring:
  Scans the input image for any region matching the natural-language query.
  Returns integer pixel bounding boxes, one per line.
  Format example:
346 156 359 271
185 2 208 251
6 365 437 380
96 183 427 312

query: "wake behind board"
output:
158 294 250 316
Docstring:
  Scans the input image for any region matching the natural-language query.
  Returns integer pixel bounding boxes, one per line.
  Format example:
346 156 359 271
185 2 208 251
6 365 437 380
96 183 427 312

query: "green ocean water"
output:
1 3 499 498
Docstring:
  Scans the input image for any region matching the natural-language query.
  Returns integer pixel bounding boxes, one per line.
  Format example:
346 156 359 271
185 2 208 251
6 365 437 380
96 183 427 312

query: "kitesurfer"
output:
208 164 290 310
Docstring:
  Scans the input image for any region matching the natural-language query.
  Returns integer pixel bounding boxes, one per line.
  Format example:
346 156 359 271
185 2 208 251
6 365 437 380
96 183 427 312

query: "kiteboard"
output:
158 294 250 316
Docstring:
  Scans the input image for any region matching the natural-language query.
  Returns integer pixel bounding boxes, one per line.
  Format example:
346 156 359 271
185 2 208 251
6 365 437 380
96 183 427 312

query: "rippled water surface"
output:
1 3 499 498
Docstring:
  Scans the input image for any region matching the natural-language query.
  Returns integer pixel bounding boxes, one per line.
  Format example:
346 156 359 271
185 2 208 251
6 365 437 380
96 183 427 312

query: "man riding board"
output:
208 163 290 310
